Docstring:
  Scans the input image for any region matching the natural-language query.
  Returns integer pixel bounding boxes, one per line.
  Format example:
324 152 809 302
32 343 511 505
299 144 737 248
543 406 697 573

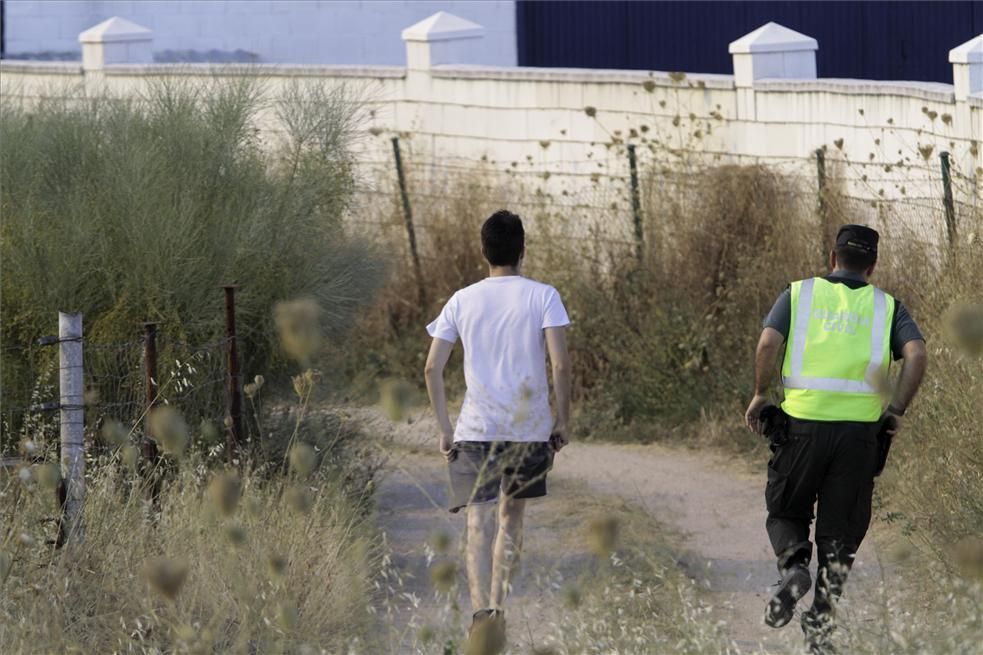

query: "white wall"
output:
2 1 517 65
2 17 980 248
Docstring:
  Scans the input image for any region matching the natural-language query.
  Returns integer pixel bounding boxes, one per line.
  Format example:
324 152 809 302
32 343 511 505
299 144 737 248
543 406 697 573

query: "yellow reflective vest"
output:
781 277 895 422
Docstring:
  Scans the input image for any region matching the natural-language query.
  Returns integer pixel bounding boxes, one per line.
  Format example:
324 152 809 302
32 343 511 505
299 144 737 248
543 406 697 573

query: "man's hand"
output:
549 425 569 452
745 394 770 434
883 409 904 437
439 431 457 462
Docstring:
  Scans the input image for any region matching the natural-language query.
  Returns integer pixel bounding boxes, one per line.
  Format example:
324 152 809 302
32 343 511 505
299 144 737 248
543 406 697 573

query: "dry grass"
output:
0 448 376 652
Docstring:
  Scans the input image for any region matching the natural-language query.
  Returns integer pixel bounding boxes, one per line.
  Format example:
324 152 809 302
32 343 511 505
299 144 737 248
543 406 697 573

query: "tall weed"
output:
0 77 384 415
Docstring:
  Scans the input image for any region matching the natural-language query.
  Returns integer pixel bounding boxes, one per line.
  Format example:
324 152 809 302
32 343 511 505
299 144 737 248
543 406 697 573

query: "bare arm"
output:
884 339 927 436
545 326 571 449
745 327 785 433
890 339 927 412
424 337 456 456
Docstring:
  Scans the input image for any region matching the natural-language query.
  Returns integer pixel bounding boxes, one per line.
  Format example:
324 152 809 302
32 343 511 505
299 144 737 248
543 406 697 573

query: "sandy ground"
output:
366 409 886 654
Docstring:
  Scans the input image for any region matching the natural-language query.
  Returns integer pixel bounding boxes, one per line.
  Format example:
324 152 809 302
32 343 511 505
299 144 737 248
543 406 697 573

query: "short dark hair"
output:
481 210 524 266
834 246 877 272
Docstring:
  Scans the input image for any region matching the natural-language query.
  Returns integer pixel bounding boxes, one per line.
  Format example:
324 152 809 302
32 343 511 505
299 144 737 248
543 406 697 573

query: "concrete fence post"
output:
59 312 85 546
948 34 983 175
78 16 153 71
401 11 484 101
402 11 485 70
729 22 818 121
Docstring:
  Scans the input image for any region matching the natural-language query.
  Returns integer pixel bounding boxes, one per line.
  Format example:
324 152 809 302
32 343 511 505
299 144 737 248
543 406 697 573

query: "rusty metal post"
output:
816 148 830 264
939 151 957 251
391 137 426 307
627 144 644 262
142 322 160 467
223 285 242 465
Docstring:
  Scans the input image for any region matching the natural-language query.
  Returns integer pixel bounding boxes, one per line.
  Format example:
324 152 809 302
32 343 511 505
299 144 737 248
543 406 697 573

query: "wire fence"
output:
1 306 243 464
348 139 981 292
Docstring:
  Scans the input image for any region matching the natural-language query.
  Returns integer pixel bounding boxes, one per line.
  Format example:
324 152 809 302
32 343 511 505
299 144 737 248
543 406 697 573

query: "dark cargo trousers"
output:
765 417 880 613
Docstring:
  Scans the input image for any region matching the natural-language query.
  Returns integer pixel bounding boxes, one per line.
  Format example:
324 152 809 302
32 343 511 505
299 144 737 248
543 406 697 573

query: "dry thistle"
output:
944 302 983 356
953 538 983 581
429 559 457 593
199 419 220 445
431 531 452 554
149 406 189 457
285 485 314 514
225 523 247 546
642 79 656 93
267 554 288 579
292 369 322 401
274 298 323 364
120 445 139 471
288 442 318 478
466 611 506 655
100 419 128 447
584 106 597 118
417 625 436 644
277 602 299 630
586 515 620 557
562 583 582 609
206 471 241 516
34 463 61 491
379 378 414 422
144 557 189 600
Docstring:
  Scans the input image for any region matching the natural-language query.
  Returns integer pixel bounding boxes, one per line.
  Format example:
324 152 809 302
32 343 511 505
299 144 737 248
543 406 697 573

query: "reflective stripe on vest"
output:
781 277 894 422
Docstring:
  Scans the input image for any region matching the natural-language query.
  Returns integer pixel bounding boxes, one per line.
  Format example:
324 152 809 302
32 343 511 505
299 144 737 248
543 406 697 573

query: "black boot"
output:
764 563 812 628
801 606 837 654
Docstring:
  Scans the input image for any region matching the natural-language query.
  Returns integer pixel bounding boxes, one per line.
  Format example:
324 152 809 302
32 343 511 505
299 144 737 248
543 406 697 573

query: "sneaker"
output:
764 564 812 628
801 607 837 654
467 609 506 655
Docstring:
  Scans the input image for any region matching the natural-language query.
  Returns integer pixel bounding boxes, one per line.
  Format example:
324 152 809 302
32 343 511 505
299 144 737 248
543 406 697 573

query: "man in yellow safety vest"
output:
745 225 927 654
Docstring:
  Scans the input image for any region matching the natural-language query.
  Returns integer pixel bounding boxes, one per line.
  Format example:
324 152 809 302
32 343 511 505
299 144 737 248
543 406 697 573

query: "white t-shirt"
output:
427 276 570 443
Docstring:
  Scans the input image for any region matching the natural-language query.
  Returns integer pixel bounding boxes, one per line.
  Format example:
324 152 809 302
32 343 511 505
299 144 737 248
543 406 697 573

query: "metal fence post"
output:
391 137 426 307
939 151 957 250
815 148 829 260
58 312 85 545
142 322 161 496
223 285 242 465
627 144 644 262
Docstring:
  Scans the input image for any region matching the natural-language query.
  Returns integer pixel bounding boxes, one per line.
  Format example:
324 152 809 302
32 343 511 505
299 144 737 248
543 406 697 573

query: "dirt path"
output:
367 410 885 654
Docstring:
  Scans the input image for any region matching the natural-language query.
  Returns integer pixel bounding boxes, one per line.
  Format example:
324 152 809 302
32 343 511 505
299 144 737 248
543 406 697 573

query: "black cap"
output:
836 224 879 254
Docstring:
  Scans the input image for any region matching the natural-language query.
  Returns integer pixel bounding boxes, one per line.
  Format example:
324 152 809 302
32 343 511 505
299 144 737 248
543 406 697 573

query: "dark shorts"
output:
447 441 554 513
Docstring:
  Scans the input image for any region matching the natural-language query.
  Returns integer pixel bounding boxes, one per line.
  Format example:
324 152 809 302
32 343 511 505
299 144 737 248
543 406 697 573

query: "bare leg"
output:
489 497 526 610
466 503 497 612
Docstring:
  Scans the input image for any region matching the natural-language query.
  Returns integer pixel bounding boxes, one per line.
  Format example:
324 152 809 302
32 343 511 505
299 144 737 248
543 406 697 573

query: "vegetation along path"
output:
366 409 885 654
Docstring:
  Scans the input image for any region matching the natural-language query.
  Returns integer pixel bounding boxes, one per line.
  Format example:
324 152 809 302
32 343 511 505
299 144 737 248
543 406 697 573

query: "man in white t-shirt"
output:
424 210 572 648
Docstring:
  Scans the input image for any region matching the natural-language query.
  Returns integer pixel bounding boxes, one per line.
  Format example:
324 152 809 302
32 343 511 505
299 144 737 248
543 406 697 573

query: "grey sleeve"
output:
762 288 791 341
891 302 924 360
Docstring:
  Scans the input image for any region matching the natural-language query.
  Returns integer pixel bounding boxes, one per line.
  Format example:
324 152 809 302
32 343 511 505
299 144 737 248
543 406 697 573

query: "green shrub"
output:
0 77 384 420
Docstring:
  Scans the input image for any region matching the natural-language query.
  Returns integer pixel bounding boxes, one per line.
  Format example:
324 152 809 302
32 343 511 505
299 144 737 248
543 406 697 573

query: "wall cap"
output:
755 77 954 102
79 16 152 44
401 11 484 43
0 60 84 75
101 63 406 78
949 34 983 64
432 64 734 88
729 22 817 54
